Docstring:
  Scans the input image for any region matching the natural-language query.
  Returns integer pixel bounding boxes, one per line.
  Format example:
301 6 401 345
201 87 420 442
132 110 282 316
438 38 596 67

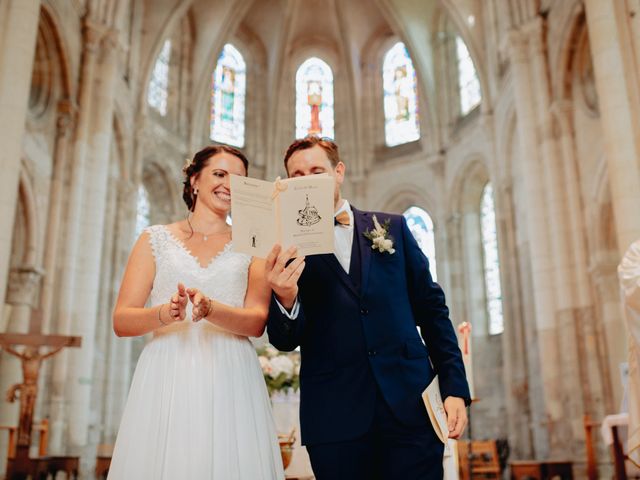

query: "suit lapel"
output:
352 208 372 296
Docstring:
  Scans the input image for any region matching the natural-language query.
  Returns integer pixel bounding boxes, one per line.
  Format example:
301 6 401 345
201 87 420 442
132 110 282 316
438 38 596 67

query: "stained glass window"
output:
383 42 420 147
480 183 503 335
135 185 150 238
147 40 171 115
295 57 334 139
456 36 481 115
403 206 437 281
210 44 246 147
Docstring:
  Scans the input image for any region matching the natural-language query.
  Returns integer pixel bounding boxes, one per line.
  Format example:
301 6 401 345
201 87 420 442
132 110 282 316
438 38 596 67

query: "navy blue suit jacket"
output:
267 207 470 446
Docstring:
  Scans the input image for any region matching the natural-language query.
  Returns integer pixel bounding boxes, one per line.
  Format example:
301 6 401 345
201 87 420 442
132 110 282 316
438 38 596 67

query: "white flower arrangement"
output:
256 345 301 395
363 215 395 254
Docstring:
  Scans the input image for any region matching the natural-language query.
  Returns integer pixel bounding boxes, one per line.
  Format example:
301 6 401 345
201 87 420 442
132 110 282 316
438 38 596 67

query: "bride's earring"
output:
193 188 198 195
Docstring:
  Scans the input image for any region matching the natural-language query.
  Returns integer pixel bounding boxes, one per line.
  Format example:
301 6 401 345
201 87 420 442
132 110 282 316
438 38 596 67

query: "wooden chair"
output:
1 419 49 459
458 440 501 479
95 443 114 479
510 460 573 480
35 455 79 479
95 456 111 479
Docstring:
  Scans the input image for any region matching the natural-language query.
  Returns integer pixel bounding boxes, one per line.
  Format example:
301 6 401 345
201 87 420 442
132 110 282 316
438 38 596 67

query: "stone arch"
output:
590 159 618 255
368 34 434 150
432 2 489 114
112 109 131 183
141 160 181 225
32 5 74 107
193 25 268 152
8 167 39 272
555 7 598 118
497 104 518 184
448 155 490 213
183 0 256 141
375 184 436 220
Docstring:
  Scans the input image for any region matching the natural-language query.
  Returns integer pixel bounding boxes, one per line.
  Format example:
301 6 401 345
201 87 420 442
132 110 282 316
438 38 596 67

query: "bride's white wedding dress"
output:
108 225 284 479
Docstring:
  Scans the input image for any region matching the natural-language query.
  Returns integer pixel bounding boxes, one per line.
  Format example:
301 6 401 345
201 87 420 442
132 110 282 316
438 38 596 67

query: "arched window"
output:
383 42 420 147
135 185 151 238
210 44 246 147
147 39 171 115
403 206 437 281
480 183 503 335
295 57 334 139
455 36 481 115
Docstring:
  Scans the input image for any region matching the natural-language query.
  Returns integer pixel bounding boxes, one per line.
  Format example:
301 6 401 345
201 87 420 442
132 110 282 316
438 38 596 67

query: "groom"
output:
265 136 470 479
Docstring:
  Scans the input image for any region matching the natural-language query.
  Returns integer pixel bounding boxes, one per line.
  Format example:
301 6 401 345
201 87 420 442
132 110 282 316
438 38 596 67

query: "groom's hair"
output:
283 135 341 169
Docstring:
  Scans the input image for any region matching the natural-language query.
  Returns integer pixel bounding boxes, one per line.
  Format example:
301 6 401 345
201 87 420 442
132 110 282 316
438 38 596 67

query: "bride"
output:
108 145 284 479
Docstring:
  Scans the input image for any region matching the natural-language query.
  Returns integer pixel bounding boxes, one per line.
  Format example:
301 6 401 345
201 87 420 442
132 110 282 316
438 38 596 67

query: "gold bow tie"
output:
334 211 351 227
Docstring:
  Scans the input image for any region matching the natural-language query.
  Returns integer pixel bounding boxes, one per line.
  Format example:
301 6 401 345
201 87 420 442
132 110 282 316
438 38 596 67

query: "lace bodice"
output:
146 225 252 328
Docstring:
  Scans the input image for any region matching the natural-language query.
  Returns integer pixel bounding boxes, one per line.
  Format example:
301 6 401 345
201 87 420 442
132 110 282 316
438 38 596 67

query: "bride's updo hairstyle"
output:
182 145 249 212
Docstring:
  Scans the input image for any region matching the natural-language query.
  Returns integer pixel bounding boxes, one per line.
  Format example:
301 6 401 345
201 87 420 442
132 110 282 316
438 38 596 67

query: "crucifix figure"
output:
0 309 81 479
4 345 64 447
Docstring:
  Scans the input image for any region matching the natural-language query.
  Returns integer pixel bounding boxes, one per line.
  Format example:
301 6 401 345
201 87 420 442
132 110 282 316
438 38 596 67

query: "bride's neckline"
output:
161 225 232 269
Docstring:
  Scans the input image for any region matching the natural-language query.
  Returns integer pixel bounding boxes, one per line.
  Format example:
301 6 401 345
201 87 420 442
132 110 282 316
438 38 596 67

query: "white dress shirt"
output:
332 200 355 273
276 199 354 319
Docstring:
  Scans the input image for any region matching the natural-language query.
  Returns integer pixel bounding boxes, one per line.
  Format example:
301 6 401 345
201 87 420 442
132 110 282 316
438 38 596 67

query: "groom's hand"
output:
265 244 305 309
444 396 467 439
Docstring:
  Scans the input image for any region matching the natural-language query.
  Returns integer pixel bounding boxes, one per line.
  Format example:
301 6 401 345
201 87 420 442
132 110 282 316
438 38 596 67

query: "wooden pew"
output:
458 440 501 479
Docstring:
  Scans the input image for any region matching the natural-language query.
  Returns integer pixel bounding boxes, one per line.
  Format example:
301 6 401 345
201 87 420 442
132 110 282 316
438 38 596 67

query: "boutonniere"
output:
363 215 395 254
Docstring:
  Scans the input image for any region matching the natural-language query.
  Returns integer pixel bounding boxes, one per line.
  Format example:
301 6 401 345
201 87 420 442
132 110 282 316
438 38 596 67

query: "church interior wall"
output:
1 1 639 477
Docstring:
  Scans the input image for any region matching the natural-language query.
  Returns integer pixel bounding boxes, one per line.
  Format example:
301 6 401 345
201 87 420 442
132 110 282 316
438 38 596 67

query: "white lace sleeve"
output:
144 225 170 266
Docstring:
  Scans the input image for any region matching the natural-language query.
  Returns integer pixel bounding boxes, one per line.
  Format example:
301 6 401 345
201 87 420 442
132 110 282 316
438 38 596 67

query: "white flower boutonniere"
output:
363 215 395 254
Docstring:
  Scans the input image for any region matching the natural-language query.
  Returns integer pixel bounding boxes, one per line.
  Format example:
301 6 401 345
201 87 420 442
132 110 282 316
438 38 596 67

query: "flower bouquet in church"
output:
256 345 301 395
256 345 300 469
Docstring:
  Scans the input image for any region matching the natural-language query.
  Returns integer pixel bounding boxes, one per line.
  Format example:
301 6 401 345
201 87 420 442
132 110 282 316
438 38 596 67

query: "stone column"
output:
497 182 535 459
554 100 614 418
0 266 43 474
64 27 121 461
444 214 466 326
40 100 75 334
507 28 558 458
102 182 137 444
527 18 589 457
584 0 640 253
90 176 118 449
592 257 628 411
49 19 104 455
0 0 41 327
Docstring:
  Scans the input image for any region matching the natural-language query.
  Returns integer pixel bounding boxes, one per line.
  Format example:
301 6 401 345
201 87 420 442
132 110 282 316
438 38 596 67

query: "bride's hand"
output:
187 288 213 322
168 283 188 322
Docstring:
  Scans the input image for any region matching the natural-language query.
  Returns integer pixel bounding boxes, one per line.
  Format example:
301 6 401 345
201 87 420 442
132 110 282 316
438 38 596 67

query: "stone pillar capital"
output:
522 15 545 39
6 266 45 306
55 99 76 138
506 29 529 64
82 20 107 53
118 179 137 198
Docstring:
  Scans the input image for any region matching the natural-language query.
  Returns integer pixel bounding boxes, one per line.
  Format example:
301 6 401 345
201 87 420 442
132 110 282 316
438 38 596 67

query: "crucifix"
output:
0 308 81 479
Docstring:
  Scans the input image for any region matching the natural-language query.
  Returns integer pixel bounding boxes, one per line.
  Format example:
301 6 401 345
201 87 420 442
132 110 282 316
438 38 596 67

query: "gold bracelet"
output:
158 304 169 325
205 298 213 318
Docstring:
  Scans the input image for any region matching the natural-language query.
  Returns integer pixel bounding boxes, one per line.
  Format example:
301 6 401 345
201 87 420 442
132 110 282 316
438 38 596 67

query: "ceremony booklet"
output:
230 173 335 258
422 375 452 456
